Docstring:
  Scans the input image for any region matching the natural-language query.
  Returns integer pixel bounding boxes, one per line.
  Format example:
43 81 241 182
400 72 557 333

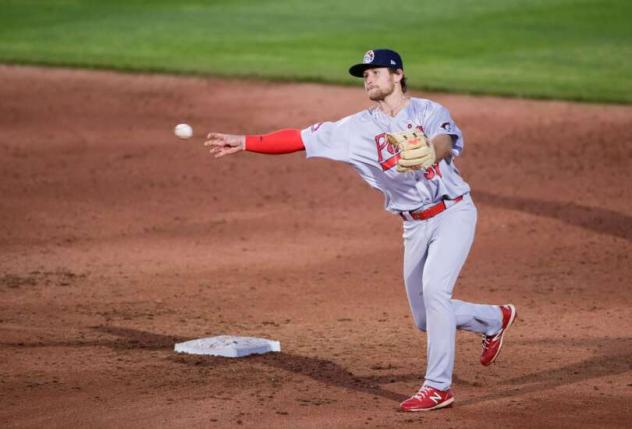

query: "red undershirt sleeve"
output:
244 129 305 154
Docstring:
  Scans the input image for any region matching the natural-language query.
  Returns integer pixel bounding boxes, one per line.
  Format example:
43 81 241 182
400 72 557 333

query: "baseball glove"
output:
386 130 436 173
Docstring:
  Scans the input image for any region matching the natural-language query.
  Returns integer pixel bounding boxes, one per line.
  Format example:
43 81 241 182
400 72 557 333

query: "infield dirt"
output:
1 66 631 428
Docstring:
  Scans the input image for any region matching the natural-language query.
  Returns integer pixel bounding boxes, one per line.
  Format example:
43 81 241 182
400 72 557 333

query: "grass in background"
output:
1 0 630 103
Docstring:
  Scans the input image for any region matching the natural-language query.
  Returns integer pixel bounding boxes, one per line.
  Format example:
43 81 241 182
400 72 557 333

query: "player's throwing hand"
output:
204 133 245 158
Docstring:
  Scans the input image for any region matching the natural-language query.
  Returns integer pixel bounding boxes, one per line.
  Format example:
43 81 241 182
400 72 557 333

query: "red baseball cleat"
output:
480 304 517 366
400 385 454 412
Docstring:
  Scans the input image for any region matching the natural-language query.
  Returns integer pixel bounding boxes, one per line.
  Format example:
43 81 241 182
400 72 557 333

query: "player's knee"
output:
422 283 451 306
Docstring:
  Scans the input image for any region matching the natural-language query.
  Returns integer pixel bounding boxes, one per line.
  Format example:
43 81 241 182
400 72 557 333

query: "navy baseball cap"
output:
349 49 404 77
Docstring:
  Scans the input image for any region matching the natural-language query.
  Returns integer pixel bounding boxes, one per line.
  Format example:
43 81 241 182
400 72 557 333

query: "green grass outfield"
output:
1 0 631 103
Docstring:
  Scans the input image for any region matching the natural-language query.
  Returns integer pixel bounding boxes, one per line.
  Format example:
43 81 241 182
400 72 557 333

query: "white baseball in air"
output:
174 123 193 139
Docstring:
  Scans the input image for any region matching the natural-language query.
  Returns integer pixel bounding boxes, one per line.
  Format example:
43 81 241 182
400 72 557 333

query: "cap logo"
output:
390 59 396 65
363 50 375 64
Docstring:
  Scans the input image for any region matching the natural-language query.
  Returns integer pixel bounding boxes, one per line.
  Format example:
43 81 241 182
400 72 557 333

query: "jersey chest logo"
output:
374 132 400 171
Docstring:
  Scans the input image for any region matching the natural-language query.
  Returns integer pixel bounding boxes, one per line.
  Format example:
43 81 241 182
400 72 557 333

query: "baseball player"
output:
204 49 517 412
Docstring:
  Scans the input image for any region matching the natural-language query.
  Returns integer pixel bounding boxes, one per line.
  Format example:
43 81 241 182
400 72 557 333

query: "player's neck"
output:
377 91 408 117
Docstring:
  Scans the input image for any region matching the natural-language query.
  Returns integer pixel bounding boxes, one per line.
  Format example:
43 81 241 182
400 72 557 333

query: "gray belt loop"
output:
401 211 414 221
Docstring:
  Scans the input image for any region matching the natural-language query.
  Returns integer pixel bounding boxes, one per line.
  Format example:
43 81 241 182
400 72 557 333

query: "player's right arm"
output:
205 117 351 163
204 129 305 158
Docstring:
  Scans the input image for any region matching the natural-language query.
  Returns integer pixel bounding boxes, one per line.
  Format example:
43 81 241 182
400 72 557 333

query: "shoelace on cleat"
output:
481 328 504 350
413 386 433 399
481 335 490 350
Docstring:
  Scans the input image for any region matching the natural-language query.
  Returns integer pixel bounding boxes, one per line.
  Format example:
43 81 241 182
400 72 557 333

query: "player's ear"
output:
391 68 404 83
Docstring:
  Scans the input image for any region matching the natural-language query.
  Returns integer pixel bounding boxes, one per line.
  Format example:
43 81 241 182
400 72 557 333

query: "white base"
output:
174 335 281 358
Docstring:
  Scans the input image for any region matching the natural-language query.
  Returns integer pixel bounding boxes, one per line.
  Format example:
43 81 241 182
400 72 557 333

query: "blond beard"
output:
367 82 395 101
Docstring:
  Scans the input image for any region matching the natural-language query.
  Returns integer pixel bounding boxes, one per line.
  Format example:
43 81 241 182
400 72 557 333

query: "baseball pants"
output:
402 193 502 391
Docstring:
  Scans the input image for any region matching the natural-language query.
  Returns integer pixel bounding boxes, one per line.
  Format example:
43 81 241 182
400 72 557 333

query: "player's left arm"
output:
426 102 464 162
429 134 456 162
393 103 461 172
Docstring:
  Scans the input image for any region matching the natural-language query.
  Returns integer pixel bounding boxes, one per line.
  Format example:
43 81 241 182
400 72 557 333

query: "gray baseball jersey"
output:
300 97 470 213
